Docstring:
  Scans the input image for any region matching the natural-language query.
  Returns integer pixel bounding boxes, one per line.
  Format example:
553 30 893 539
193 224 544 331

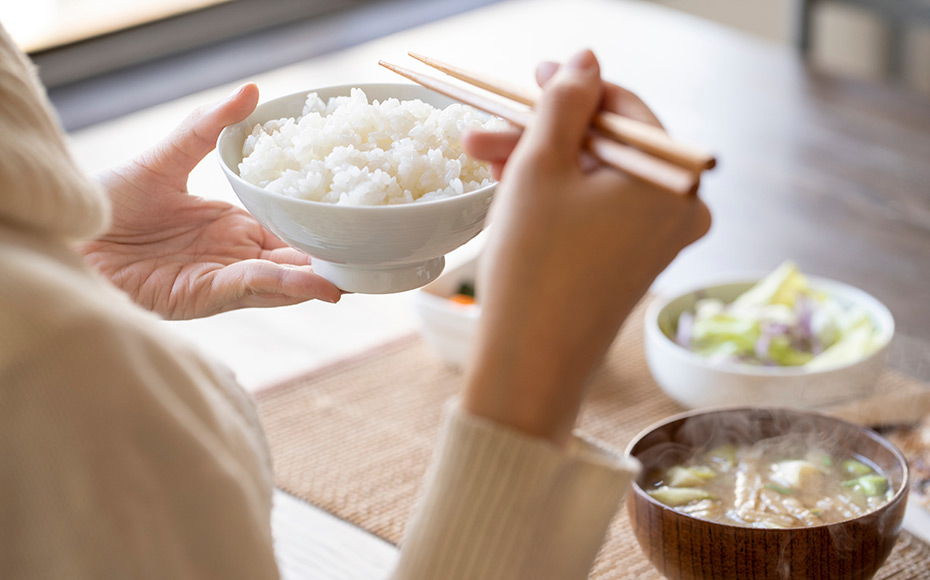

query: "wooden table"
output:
67 0 930 576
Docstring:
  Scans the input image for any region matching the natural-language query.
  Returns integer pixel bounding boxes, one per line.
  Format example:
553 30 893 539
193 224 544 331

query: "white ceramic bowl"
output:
217 83 496 294
413 255 480 368
644 275 895 409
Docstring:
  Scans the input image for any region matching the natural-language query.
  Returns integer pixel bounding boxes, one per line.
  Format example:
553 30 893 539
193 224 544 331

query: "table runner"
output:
255 299 930 578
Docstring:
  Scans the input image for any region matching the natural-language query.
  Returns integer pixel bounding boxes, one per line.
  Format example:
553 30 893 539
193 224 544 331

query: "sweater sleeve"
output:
0 230 279 580
0 24 109 240
390 402 640 580
1 27 278 577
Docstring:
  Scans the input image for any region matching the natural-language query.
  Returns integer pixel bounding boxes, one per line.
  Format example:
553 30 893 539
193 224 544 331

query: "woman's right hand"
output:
461 50 711 446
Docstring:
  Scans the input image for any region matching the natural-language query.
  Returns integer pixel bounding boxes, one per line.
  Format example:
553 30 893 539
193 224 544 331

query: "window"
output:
2 0 500 129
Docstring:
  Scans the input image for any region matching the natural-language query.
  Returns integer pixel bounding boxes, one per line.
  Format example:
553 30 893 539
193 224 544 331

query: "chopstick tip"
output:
379 60 420 85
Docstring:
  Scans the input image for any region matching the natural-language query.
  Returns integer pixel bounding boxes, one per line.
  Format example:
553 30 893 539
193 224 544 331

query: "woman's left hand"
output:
77 83 342 320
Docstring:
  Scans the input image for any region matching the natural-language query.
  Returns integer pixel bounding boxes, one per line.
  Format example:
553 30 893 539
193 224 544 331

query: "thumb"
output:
145 83 260 182
523 50 602 166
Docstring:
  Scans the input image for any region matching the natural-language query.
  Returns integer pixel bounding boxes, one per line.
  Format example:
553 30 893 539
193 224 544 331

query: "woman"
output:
0 25 710 579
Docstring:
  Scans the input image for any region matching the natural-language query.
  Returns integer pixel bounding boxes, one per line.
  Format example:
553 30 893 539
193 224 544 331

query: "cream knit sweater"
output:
0 25 638 579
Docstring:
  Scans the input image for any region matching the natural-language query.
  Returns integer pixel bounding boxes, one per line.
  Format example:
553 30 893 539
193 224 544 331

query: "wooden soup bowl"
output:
626 407 909 580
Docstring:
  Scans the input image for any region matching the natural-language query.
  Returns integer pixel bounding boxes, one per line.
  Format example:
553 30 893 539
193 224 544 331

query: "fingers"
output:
602 83 664 128
212 260 342 312
535 61 559 87
150 83 260 180
259 246 314 267
462 129 522 163
685 198 713 243
463 129 521 181
521 50 602 167
535 61 664 129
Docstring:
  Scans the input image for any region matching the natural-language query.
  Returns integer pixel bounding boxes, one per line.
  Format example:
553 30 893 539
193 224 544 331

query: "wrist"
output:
462 335 591 447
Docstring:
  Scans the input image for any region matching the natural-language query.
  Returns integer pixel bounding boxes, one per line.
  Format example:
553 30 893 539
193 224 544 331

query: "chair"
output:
794 0 930 79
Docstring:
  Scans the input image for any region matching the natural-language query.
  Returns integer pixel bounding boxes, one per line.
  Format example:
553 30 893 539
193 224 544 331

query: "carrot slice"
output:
448 294 477 306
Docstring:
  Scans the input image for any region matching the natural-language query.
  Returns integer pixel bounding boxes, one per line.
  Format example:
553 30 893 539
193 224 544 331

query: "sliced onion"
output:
676 311 694 348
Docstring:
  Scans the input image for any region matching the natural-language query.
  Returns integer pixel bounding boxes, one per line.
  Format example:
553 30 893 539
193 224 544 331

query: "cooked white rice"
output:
238 88 506 205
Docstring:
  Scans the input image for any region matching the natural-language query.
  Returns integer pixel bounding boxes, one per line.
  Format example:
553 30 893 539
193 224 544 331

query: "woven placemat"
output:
255 299 930 579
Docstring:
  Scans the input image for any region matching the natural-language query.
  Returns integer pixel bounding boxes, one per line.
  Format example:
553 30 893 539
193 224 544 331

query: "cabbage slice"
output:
731 261 808 309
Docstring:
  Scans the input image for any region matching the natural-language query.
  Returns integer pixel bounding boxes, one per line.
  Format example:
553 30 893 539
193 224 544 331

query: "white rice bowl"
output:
238 88 506 206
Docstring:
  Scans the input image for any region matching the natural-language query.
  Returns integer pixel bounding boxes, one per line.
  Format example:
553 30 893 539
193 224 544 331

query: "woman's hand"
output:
76 84 342 320
461 50 711 445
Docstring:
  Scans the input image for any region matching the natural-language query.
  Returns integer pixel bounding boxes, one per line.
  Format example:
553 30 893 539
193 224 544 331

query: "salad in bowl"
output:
645 262 894 409
676 261 885 369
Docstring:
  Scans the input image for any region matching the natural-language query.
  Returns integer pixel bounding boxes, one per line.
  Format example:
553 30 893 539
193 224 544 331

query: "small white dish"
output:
413 256 480 368
644 275 895 409
217 83 496 294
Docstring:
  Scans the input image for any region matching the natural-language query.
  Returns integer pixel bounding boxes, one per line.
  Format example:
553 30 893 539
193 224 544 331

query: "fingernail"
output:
566 49 597 72
535 61 559 86
226 83 249 102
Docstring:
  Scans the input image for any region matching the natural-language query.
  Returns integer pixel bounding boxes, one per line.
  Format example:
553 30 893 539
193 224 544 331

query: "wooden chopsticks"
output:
379 54 716 196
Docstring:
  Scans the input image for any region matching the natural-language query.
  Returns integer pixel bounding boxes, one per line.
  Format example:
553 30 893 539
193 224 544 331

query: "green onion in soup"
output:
645 442 893 528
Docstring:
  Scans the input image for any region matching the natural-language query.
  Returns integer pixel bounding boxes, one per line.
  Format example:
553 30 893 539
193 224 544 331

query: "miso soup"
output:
644 440 894 528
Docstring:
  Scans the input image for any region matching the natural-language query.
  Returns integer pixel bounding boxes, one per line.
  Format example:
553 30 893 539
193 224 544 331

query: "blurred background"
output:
1 0 928 130
653 0 930 94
